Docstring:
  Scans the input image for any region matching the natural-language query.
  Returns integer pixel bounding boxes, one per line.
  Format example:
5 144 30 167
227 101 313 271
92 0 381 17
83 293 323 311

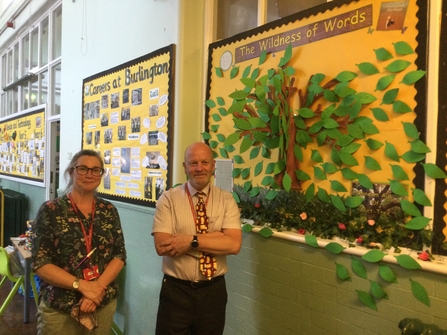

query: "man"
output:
152 142 242 335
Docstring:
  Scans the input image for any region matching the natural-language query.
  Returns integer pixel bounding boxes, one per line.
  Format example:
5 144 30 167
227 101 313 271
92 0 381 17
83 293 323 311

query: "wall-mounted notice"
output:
0 106 45 185
82 44 175 206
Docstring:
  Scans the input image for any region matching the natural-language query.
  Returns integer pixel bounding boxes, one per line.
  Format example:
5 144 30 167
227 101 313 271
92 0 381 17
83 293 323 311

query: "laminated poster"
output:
82 44 175 207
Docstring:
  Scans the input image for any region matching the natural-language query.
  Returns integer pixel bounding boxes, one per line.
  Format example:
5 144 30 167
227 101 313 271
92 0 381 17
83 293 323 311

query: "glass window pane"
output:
40 70 48 105
51 63 61 115
271 0 328 20
52 6 62 60
40 17 49 66
1 54 6 88
13 43 19 81
7 49 13 84
31 27 39 69
30 75 38 108
23 83 29 110
217 0 258 39
0 93 5 117
22 34 30 75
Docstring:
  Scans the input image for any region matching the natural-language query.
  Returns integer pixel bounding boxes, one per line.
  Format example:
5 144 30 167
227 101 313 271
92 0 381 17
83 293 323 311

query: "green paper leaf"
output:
379 265 397 283
389 180 408 196
413 188 432 206
385 141 400 162
370 280 388 300
254 161 263 176
215 67 223 77
390 164 409 180
345 196 363 208
249 147 260 160
321 162 338 174
374 47 393 61
311 149 323 163
395 255 422 270
356 290 377 311
230 66 239 79
371 107 389 121
402 122 419 139
202 132 211 140
362 250 386 263
351 257 367 279
335 262 351 281
422 163 447 179
382 88 399 104
385 59 411 73
365 156 382 171
233 155 244 164
296 170 311 181
393 41 414 55
305 183 315 202
283 172 292 192
242 223 254 233
400 199 422 217
205 99 216 108
401 70 426 85
314 166 327 180
393 100 412 114
325 242 345 254
375 75 395 91
305 234 319 248
410 278 430 307
317 187 330 203
240 136 253 154
330 180 347 192
410 139 430 154
259 227 274 238
340 152 359 166
405 216 431 230
401 151 425 163
357 174 373 189
336 71 357 82
340 168 358 180
259 50 267 65
265 189 278 200
331 195 346 212
357 62 379 75
364 138 384 150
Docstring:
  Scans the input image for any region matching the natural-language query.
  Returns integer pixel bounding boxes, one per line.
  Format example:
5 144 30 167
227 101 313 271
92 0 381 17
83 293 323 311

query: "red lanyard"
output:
68 193 95 254
185 183 210 221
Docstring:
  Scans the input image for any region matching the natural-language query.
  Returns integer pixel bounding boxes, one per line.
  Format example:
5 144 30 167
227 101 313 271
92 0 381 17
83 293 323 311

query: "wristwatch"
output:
191 235 199 249
72 279 80 290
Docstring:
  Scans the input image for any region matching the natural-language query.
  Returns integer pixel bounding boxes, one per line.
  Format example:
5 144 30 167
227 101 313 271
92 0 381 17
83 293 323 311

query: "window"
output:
216 0 329 39
0 2 62 117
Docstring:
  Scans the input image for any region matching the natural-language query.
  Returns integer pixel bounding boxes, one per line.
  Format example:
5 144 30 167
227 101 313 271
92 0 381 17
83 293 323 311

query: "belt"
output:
163 274 224 289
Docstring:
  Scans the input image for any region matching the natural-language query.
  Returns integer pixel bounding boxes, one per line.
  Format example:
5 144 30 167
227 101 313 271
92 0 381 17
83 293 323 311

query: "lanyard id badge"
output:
83 264 100 281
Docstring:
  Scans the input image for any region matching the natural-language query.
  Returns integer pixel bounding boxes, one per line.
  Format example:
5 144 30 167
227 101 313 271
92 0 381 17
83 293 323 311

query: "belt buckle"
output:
190 281 199 289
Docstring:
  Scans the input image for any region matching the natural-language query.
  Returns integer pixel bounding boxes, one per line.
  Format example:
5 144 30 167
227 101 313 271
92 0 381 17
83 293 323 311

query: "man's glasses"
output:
74 165 104 176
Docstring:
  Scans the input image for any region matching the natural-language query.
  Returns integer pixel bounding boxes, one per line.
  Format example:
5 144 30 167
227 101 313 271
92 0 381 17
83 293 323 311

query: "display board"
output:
82 44 175 206
0 106 45 185
205 0 432 243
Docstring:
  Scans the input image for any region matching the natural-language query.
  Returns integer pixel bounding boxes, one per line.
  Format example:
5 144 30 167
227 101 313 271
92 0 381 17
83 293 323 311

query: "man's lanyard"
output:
185 183 210 221
68 193 95 254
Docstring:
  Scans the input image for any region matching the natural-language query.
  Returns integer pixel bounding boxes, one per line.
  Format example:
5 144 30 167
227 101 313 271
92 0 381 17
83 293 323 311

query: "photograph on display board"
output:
82 44 175 206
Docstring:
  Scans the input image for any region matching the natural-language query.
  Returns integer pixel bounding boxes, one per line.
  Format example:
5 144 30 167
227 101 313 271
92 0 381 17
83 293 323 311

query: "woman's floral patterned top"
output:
32 194 126 313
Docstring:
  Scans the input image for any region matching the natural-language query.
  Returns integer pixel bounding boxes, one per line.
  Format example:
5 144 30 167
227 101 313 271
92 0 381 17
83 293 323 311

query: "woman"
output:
32 149 126 335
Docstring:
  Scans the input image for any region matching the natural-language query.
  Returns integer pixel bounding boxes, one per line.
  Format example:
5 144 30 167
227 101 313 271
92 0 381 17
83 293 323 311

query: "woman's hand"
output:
78 280 106 306
79 297 97 313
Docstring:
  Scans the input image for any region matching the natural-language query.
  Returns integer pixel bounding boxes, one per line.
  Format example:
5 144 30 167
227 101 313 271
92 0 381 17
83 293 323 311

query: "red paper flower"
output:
356 236 363 244
418 251 430 261
254 203 261 209
298 228 306 235
338 223 346 230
